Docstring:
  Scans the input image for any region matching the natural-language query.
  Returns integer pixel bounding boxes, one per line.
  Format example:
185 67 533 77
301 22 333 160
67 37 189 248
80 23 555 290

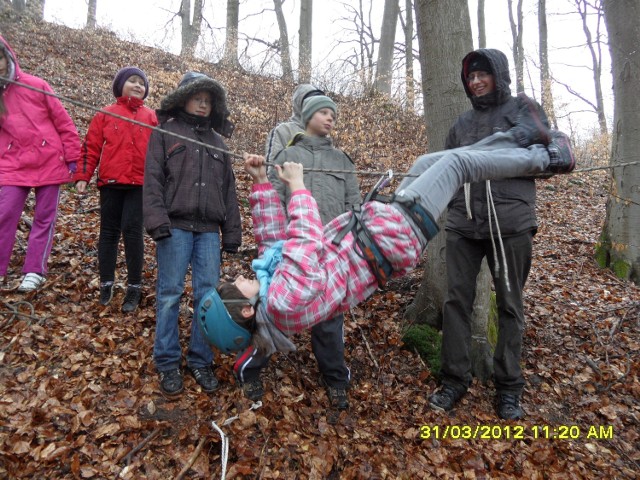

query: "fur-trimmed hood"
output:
158 72 234 138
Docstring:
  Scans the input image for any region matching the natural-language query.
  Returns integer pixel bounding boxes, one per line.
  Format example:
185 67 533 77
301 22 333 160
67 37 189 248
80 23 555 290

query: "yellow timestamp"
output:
419 424 614 440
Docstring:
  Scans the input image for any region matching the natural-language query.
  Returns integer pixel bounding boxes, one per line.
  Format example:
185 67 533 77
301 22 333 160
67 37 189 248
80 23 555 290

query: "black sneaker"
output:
242 378 264 401
159 368 184 397
189 365 219 393
429 384 465 412
99 282 114 306
546 131 576 174
122 285 142 313
497 393 524 420
512 93 551 147
326 386 349 410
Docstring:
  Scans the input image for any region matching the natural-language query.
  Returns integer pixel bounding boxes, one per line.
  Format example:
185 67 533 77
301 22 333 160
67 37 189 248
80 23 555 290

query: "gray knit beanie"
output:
301 95 337 125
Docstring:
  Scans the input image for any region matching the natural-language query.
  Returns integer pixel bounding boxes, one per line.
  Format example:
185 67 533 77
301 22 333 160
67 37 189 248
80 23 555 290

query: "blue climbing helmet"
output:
197 289 257 354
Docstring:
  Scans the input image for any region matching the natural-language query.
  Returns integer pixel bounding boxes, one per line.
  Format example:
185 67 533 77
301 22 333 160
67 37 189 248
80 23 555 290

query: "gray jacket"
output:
445 48 548 238
268 134 361 225
264 84 320 162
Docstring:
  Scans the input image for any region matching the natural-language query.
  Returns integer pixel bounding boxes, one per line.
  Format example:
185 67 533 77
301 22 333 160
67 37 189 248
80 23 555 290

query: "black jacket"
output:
445 48 548 239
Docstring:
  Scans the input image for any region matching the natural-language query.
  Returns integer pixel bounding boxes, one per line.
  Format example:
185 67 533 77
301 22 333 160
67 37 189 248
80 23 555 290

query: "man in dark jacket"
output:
429 49 549 420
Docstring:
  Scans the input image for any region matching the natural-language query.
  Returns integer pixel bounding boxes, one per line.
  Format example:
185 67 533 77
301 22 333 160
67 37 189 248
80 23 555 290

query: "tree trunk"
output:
411 0 494 382
273 0 293 82
180 0 203 58
86 0 97 30
477 0 486 48
538 0 557 128
403 0 415 110
507 0 525 94
575 0 608 134
12 0 26 12
221 0 240 68
598 0 640 285
298 0 313 83
374 0 400 96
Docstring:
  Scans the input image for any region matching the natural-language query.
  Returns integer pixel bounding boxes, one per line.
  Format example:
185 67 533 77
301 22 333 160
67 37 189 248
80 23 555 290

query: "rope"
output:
210 421 229 480
2 76 640 179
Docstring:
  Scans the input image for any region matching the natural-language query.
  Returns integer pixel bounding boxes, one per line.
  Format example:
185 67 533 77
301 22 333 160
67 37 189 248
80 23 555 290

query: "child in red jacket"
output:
74 67 158 312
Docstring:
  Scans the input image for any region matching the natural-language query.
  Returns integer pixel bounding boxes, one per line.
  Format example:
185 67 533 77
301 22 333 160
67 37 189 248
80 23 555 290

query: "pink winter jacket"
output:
250 183 423 334
0 35 81 187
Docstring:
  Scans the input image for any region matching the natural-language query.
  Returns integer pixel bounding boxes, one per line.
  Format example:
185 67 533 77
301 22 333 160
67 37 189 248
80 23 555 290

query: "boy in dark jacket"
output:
143 72 241 397
429 48 549 420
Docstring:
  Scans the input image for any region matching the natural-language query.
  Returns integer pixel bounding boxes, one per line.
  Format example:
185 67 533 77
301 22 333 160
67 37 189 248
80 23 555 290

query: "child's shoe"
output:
122 285 142 313
326 386 349 410
242 378 264 401
188 365 220 393
99 282 114 306
512 93 551 147
18 273 46 292
159 368 184 397
546 131 576 174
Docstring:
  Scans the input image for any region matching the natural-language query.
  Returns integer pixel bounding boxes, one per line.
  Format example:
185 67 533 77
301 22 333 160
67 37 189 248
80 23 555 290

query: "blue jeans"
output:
154 229 220 371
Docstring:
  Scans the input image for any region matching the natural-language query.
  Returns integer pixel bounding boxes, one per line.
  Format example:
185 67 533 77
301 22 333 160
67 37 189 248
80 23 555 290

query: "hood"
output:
461 49 512 110
289 83 324 126
0 35 20 85
159 74 234 138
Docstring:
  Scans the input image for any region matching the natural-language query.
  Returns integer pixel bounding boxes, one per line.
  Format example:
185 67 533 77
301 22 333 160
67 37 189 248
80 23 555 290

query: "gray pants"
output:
396 131 549 222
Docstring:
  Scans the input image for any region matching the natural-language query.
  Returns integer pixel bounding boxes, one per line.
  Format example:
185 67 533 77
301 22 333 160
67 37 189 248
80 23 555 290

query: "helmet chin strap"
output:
222 293 259 308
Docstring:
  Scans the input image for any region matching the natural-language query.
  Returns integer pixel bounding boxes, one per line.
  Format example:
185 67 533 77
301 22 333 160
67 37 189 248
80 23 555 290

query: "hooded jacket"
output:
268 134 361 225
264 84 324 162
445 48 548 238
0 35 80 187
143 75 242 250
74 96 158 188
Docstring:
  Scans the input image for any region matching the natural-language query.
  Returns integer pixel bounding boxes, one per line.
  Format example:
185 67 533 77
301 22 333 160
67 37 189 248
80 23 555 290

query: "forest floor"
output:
0 12 638 480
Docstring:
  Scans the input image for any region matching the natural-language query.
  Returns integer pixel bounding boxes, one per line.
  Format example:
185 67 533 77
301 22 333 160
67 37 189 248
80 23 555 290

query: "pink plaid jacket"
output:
250 183 423 334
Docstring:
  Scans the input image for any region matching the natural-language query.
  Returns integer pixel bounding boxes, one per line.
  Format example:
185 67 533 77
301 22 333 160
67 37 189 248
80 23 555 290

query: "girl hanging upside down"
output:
199 104 575 356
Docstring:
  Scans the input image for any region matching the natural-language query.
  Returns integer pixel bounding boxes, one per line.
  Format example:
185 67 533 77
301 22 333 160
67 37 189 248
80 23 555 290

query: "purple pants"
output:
0 185 61 276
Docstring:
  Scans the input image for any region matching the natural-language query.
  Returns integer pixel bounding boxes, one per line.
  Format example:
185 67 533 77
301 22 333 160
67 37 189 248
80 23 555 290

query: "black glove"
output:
150 226 172 242
222 243 240 254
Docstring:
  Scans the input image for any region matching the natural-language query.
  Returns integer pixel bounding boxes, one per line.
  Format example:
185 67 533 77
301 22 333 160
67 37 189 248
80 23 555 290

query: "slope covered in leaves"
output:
0 13 638 479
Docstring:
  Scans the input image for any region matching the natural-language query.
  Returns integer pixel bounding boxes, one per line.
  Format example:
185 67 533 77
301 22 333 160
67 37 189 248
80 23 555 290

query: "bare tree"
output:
221 0 241 68
373 0 400 95
401 0 415 109
538 0 557 128
507 0 525 93
8 0 43 18
598 0 640 284
299 0 313 82
86 0 97 30
410 0 494 381
180 0 204 58
574 0 607 133
273 0 294 82
477 0 486 48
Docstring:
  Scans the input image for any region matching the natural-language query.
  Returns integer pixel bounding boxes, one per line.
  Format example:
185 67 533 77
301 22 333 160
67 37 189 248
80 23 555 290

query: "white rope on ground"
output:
211 401 262 479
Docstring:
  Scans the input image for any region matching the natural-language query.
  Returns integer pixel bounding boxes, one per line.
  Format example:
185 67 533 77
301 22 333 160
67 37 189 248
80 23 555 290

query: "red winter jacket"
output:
74 96 158 187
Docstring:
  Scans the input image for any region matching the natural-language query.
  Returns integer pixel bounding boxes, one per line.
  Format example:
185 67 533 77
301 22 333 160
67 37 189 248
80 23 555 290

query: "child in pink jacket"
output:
74 67 158 312
0 35 80 291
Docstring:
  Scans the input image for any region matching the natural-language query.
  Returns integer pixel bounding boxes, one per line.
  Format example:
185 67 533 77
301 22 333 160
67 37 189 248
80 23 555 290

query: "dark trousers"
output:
234 313 350 388
440 230 533 395
98 187 144 285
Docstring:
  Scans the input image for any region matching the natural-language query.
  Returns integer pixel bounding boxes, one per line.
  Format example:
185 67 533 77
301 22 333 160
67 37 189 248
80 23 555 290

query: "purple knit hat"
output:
112 66 149 99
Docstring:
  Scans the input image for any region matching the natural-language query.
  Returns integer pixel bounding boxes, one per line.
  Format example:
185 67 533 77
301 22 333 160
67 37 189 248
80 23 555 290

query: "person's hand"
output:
243 152 268 183
76 180 88 194
275 162 305 191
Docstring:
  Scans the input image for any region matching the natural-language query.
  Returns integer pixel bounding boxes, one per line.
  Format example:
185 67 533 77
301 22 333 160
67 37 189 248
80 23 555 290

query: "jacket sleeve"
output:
342 152 361 211
143 130 171 240
444 122 460 150
265 124 288 163
267 148 289 215
44 81 81 165
220 152 242 251
73 112 105 183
